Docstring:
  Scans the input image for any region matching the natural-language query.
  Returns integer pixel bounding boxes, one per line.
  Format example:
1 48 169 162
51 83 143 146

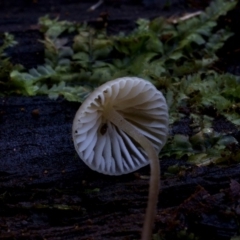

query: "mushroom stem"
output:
106 108 160 240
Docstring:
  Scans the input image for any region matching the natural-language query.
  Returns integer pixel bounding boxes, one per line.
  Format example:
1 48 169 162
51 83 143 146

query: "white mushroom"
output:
72 76 169 240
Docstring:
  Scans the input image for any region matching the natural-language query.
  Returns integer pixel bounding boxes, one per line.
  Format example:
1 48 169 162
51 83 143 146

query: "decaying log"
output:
0 97 239 239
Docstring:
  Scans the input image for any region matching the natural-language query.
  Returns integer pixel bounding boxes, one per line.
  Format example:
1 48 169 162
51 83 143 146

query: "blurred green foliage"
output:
0 0 239 167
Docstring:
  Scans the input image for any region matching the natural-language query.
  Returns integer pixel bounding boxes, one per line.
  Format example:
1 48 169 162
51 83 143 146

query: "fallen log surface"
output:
0 96 240 240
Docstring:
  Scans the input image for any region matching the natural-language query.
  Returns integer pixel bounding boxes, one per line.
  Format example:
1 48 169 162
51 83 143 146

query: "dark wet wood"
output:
0 96 240 239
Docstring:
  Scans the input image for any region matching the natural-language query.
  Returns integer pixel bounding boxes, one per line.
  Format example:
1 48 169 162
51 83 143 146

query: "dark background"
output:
1 1 240 239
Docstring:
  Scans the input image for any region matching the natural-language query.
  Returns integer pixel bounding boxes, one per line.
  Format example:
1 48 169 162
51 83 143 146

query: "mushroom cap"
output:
72 77 168 175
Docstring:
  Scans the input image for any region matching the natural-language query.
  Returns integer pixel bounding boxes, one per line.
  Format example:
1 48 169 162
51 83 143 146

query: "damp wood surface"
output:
1 96 240 240
0 1 240 240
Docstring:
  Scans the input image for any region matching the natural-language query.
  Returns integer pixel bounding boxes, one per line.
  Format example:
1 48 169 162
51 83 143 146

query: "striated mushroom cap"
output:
72 77 168 175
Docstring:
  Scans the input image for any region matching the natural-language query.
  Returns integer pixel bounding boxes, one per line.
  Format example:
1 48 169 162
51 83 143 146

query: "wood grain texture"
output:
0 97 240 239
